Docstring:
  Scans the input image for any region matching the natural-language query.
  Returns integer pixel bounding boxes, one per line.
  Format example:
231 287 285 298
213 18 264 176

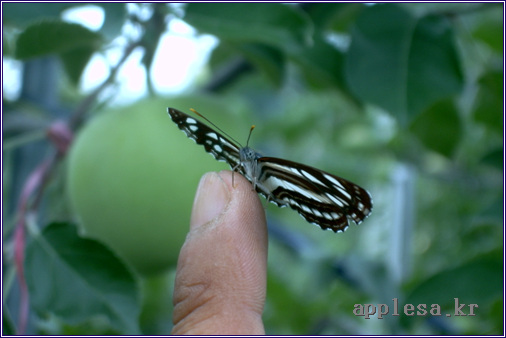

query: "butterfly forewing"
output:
168 107 373 232
168 108 242 169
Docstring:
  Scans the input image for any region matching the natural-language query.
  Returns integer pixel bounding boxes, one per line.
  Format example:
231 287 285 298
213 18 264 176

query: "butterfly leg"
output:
251 176 258 191
231 163 241 188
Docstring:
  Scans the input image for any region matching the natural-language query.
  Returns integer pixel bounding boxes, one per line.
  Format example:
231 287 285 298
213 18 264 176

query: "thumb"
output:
172 171 267 335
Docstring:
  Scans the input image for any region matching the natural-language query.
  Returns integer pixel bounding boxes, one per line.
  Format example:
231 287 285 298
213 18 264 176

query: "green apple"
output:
66 96 250 275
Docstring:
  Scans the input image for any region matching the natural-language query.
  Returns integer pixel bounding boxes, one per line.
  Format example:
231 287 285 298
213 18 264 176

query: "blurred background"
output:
2 3 503 335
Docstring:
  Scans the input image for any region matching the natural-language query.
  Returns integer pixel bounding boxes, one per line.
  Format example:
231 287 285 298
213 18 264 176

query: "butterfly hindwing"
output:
255 157 372 232
168 107 373 233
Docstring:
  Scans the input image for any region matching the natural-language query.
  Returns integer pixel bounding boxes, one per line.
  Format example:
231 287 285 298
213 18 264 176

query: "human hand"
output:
172 171 268 335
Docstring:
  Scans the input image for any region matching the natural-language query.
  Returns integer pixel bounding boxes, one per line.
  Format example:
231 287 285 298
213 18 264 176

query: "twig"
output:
13 38 141 335
69 41 141 131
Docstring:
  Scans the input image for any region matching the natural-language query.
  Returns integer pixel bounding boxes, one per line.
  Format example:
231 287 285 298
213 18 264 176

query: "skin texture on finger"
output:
172 171 268 335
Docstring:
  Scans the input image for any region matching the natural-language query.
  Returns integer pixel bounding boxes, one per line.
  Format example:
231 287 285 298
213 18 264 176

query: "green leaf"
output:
139 273 175 334
303 3 364 32
487 299 504 334
346 4 463 125
25 222 140 334
232 43 285 86
471 6 503 53
405 254 503 309
410 99 461 158
291 34 348 91
265 270 313 334
474 195 504 224
2 3 76 27
3 3 127 43
2 305 15 335
472 70 503 135
15 20 102 85
61 46 95 85
184 3 311 53
15 20 102 60
480 147 503 170
407 15 463 116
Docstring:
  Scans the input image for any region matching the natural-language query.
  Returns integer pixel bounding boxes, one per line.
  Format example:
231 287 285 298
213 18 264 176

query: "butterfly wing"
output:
168 107 372 233
168 108 242 169
255 157 372 232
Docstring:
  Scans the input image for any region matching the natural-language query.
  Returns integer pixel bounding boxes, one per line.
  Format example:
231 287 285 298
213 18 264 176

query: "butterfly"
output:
168 108 372 232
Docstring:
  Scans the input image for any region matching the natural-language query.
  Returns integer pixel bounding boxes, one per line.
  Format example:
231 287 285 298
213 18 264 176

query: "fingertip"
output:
172 171 267 334
190 172 231 230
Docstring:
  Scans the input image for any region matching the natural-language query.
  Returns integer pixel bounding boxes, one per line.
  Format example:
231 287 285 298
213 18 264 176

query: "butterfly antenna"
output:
190 108 243 147
246 125 256 147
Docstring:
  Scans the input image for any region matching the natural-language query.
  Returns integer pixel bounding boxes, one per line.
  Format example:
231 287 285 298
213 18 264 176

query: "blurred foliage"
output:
25 223 140 333
2 2 503 335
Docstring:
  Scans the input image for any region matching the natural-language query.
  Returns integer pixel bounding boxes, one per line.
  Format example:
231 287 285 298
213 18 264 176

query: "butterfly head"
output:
239 146 262 162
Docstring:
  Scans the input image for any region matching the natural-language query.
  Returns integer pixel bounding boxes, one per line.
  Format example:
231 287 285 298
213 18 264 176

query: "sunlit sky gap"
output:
3 4 218 105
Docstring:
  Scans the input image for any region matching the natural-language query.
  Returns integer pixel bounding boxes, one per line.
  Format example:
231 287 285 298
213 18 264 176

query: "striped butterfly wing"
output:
254 157 372 232
168 108 242 169
168 107 373 233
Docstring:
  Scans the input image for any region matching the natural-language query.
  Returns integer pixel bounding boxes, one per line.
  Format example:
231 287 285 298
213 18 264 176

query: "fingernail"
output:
190 172 230 229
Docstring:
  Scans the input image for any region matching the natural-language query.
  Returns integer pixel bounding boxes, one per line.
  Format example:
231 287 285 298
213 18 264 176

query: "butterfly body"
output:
238 146 263 187
168 108 372 232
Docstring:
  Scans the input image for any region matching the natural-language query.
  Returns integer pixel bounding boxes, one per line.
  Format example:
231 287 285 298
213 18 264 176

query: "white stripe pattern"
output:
168 108 373 232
